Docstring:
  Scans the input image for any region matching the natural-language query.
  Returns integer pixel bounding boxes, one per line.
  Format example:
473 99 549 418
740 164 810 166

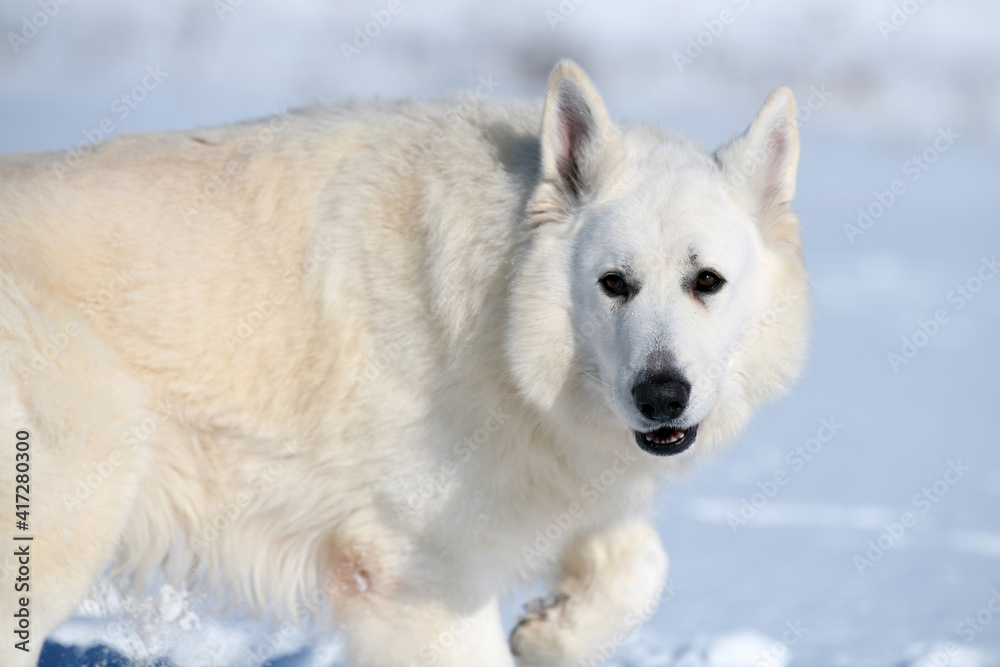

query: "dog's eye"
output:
694 270 725 294
599 273 630 298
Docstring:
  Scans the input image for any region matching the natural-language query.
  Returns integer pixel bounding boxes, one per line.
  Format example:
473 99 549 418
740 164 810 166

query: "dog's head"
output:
507 61 809 460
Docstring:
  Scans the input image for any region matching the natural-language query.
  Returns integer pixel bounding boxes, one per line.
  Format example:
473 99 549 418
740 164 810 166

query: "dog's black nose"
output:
632 374 690 422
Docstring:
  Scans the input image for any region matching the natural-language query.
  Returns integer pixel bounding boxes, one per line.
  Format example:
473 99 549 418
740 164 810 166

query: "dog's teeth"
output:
644 428 687 445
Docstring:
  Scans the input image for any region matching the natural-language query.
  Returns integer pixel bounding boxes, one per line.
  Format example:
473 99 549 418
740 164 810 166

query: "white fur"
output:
0 61 808 666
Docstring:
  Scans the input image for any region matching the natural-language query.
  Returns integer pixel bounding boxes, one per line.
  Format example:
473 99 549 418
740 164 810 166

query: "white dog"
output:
0 61 808 666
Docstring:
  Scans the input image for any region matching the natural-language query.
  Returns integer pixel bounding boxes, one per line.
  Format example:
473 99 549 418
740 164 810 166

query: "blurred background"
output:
2 1 998 666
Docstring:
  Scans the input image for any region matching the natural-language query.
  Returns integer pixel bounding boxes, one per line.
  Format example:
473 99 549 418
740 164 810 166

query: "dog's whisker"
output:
574 366 609 387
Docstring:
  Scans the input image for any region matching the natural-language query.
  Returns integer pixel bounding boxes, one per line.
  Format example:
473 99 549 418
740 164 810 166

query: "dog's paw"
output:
509 519 669 665
509 591 577 666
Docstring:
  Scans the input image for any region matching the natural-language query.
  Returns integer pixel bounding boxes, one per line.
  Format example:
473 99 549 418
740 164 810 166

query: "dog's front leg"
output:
509 517 670 667
338 590 515 667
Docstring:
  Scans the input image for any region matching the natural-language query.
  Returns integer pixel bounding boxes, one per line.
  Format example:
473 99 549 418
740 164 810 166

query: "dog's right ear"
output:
532 61 618 223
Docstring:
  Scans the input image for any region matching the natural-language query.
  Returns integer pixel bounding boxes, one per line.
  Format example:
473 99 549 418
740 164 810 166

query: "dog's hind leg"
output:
509 517 670 667
0 282 154 667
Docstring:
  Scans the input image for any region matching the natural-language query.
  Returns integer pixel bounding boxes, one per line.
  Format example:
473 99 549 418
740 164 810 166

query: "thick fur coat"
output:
0 62 808 666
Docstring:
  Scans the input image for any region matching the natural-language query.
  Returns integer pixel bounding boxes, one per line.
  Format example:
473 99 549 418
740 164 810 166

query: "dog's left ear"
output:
716 88 800 243
534 61 617 220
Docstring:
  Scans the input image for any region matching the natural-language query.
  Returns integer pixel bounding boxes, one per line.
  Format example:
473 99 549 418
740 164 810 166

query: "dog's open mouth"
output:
634 423 698 456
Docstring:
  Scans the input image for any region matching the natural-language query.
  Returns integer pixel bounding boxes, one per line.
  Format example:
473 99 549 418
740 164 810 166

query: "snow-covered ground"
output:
2 1 998 665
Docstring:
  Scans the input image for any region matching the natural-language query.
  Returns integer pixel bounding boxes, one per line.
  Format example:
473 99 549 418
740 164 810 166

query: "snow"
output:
3 1 998 665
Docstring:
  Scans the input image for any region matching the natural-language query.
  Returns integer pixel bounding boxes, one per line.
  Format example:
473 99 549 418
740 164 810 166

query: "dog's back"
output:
0 99 547 666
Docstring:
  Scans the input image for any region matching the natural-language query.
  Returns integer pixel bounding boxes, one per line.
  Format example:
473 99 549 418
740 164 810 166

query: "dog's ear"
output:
716 88 801 247
533 61 617 221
